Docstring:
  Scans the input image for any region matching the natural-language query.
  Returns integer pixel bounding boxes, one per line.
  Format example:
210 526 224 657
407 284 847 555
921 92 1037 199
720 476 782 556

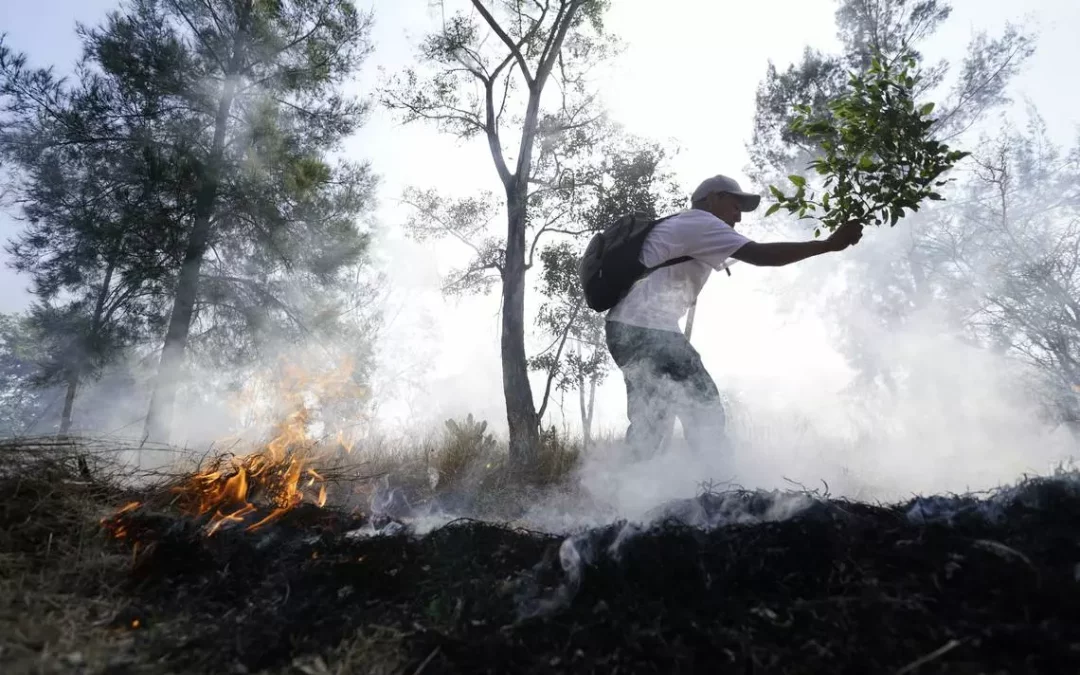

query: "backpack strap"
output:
644 255 693 274
644 255 734 278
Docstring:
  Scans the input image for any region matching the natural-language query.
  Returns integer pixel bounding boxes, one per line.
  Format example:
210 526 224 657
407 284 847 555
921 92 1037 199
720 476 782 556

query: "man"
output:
605 174 864 458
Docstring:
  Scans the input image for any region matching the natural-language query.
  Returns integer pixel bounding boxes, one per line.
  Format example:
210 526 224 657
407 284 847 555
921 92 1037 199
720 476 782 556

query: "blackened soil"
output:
103 476 1080 674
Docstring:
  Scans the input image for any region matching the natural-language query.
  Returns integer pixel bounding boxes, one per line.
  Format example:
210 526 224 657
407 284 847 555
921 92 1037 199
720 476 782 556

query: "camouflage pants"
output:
605 320 727 458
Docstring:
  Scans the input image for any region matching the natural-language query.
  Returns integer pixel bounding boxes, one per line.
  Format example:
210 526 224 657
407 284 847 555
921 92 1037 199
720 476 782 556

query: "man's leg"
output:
622 359 677 459
677 359 728 456
605 321 677 459
657 335 728 456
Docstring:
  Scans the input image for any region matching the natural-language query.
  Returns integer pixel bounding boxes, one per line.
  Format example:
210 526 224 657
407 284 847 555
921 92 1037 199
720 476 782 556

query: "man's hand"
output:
826 220 864 251
731 219 866 267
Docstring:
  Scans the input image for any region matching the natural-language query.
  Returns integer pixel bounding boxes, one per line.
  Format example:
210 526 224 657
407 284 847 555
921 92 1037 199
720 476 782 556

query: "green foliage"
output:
1 0 380 384
431 413 499 494
747 0 1034 188
528 241 609 398
1 1 383 438
746 0 1041 409
765 53 969 237
0 39 180 411
0 313 54 436
443 413 497 453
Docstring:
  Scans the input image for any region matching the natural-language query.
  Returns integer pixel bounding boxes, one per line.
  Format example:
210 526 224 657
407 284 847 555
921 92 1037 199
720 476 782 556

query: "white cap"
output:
691 174 761 211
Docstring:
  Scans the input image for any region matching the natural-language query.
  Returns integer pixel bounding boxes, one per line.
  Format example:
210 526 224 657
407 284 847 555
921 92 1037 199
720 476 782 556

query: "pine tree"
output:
1 1 380 442
0 38 178 433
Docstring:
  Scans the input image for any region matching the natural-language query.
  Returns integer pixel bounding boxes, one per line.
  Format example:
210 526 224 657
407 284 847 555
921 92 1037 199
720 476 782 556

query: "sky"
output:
1 0 1079 495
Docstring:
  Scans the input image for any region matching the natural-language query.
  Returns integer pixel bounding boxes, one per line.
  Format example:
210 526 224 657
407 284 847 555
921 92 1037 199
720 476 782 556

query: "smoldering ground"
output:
7 433 1080 675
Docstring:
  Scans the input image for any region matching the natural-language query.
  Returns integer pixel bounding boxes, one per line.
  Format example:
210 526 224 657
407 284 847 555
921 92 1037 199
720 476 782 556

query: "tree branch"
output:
472 0 534 86
166 0 228 71
496 62 514 128
399 195 487 258
536 300 580 424
383 88 486 135
526 208 575 269
536 1 570 82
243 0 335 74
484 78 512 184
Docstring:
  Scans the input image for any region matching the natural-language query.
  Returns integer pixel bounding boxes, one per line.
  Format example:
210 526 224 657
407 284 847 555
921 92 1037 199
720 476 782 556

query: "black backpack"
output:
578 212 692 312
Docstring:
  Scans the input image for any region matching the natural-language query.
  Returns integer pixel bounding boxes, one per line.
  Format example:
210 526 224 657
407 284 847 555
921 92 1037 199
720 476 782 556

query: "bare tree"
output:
381 0 613 470
956 117 1080 431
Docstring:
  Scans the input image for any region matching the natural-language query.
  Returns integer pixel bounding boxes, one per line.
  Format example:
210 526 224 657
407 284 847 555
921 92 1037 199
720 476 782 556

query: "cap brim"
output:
735 193 761 212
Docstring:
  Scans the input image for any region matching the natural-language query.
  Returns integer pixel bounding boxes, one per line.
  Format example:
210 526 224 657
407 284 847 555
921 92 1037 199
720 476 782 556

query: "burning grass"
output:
3 434 1080 674
131 421 334 537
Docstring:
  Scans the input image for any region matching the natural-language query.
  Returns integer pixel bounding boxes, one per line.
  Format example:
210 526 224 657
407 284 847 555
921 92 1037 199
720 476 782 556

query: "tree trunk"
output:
59 372 79 435
144 2 251 443
502 183 540 469
60 249 117 436
488 0 584 472
578 371 597 451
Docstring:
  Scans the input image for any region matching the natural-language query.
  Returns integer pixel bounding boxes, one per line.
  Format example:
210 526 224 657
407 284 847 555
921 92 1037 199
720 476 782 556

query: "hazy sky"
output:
1 0 1078 447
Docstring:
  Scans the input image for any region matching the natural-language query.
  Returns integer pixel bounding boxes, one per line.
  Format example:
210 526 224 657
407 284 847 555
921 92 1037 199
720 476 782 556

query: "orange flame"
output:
105 356 364 538
101 501 143 539
178 412 325 535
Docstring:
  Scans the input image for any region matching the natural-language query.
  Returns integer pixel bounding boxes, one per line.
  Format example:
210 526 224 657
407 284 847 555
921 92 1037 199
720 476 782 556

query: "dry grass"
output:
0 439 144 674
4 430 1080 673
0 419 585 674
0 578 133 675
287 626 412 675
0 435 386 675
306 415 589 519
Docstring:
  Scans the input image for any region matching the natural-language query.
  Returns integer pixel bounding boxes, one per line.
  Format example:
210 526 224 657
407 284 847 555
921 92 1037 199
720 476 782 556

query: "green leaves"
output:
763 49 969 234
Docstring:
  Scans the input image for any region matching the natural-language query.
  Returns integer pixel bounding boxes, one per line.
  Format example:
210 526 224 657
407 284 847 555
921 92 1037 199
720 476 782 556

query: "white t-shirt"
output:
606 209 752 333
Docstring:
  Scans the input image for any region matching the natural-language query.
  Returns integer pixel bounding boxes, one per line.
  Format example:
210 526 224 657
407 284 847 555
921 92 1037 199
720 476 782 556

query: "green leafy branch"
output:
765 51 970 237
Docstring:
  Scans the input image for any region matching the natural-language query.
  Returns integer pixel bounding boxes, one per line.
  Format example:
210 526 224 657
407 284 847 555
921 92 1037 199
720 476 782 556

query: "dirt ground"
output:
3 445 1080 674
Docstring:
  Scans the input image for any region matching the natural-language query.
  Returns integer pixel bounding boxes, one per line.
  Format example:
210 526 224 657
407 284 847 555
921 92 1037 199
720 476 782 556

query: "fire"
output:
173 407 329 535
117 501 142 515
106 355 366 537
101 501 143 539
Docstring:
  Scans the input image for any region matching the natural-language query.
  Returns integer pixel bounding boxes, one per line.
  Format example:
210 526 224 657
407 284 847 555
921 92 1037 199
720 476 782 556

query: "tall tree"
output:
745 0 1036 395
0 38 180 434
56 0 379 442
951 117 1080 431
381 0 613 469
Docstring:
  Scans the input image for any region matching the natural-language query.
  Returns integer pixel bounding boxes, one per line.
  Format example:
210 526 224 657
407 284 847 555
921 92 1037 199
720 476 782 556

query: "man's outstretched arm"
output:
731 220 863 267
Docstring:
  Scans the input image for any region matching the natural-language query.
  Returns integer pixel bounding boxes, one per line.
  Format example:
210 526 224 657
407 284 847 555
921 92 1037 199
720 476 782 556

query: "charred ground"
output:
3 440 1080 674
